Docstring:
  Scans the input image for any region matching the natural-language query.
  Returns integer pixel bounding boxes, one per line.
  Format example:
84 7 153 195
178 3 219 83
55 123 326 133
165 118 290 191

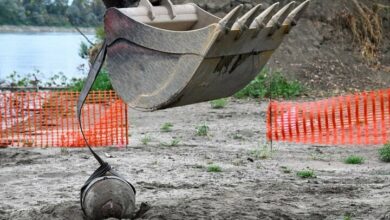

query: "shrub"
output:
196 124 209 137
344 155 364 164
160 123 173 132
235 69 303 99
249 145 273 160
296 169 316 179
207 164 222 172
68 68 113 91
210 98 228 109
379 142 390 162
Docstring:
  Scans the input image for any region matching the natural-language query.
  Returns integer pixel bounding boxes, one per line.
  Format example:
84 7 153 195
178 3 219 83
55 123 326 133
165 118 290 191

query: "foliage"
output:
95 25 105 41
210 98 228 109
280 166 292 174
344 155 364 164
296 169 316 179
68 69 113 91
235 69 304 99
0 0 105 27
4 68 112 91
162 138 180 147
141 135 152 146
249 144 274 160
79 41 89 59
207 164 222 173
196 124 209 137
378 142 390 162
161 123 173 132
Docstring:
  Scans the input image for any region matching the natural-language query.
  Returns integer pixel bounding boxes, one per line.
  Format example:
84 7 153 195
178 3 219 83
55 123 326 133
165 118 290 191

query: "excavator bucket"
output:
104 0 310 111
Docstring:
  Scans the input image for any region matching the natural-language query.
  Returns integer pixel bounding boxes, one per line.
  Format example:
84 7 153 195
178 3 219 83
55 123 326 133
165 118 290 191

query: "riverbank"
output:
0 25 95 34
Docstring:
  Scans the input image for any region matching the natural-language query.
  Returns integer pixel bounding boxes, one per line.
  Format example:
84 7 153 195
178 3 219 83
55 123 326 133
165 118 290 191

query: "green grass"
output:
249 144 274 160
210 98 228 109
296 169 316 179
280 166 292 174
343 215 352 220
141 135 152 145
379 142 390 162
160 122 173 132
68 69 113 91
207 164 222 172
235 69 304 99
162 138 180 147
196 124 209 137
344 155 364 164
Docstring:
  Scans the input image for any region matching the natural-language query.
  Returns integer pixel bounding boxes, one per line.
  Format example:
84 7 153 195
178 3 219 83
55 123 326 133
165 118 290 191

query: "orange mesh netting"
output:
0 91 128 148
267 89 390 146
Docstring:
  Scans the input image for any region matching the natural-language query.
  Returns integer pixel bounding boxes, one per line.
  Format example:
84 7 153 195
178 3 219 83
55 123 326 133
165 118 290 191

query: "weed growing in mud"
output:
379 143 390 162
60 148 70 155
280 166 292 174
343 214 352 220
160 122 173 132
235 69 303 99
193 164 205 169
162 138 180 147
296 169 316 179
141 135 152 145
249 144 274 160
207 164 222 172
344 155 364 164
196 124 209 137
232 133 244 140
210 98 228 109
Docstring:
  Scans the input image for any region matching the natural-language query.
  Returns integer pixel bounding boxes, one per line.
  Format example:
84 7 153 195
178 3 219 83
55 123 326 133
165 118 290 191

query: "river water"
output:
0 32 95 83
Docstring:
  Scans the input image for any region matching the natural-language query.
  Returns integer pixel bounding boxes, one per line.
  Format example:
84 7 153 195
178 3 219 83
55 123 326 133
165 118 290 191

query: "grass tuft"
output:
296 169 316 179
160 122 173 132
141 135 152 145
196 124 209 137
162 138 180 147
210 98 228 109
207 164 222 173
249 144 274 160
344 155 364 164
379 142 390 162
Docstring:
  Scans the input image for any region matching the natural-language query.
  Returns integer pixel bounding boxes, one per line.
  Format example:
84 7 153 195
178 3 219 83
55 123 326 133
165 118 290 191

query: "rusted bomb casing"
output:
103 0 310 111
81 175 136 220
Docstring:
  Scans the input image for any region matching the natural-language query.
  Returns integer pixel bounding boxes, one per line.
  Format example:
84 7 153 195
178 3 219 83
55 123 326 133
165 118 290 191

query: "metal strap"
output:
77 40 137 215
77 40 108 166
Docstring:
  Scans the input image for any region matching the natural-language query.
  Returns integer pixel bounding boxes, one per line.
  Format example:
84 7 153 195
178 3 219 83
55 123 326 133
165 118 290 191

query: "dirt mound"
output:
176 0 390 96
268 0 390 97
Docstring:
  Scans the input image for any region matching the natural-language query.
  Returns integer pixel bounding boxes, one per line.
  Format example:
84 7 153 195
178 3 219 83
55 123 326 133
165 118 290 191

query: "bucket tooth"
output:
283 0 310 26
218 5 243 32
232 4 263 31
139 0 156 20
160 0 176 19
266 2 296 35
250 3 279 29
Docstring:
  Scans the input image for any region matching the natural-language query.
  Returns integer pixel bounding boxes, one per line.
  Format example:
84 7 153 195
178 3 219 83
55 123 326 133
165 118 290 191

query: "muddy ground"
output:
2 100 390 220
1 0 390 219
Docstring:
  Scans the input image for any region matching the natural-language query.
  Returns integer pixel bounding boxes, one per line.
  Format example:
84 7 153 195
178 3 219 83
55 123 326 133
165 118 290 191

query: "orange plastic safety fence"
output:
0 90 128 148
267 89 390 146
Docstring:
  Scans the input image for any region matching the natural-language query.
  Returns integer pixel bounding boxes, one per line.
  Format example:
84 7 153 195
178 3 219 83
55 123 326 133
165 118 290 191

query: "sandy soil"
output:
1 99 390 220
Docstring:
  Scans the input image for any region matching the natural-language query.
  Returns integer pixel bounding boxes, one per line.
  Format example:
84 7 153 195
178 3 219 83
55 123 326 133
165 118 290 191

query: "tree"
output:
0 0 26 25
